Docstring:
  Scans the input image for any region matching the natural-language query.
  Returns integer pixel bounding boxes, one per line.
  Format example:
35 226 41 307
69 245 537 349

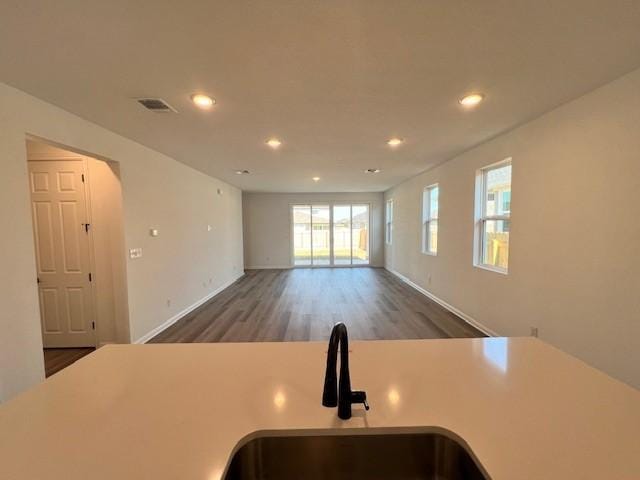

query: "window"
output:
385 199 393 244
422 184 439 254
292 205 313 266
332 205 351 265
350 204 370 265
332 204 370 265
292 204 369 266
311 206 330 265
475 159 512 273
501 191 511 213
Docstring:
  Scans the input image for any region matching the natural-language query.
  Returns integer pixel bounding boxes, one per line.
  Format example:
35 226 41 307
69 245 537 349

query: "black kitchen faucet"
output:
322 323 369 419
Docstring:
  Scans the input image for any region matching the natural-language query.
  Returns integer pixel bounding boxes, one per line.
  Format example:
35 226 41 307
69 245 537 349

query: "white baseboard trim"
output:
245 265 293 270
386 268 498 337
134 273 245 344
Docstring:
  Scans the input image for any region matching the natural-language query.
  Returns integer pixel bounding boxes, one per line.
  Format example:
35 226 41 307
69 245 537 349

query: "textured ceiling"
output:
2 0 640 192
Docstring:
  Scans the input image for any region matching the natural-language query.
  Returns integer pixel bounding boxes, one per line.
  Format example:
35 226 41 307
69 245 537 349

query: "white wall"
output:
0 82 244 402
385 68 640 388
243 192 385 268
86 157 130 345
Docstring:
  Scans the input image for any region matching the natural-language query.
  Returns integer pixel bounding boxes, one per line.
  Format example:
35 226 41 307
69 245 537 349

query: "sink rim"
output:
222 425 492 480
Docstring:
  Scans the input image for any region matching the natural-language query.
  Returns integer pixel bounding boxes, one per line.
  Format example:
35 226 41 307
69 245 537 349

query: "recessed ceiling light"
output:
459 93 485 107
312 177 320 182
365 168 381 174
235 169 250 175
266 138 282 149
387 138 404 147
191 94 215 109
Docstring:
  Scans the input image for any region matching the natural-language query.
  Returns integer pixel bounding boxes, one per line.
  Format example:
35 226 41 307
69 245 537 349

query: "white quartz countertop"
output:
1 337 639 479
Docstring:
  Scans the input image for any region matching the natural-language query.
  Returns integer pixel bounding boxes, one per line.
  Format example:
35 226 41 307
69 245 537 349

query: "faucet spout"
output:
322 323 369 419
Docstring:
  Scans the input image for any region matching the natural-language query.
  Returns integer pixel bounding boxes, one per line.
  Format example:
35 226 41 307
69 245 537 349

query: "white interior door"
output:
28 159 96 347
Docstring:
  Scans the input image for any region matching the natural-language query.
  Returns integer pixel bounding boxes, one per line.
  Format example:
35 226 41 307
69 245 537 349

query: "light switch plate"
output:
129 248 143 259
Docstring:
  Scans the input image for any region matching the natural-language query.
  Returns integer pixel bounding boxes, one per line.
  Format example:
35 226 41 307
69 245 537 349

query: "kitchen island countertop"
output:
0 337 638 479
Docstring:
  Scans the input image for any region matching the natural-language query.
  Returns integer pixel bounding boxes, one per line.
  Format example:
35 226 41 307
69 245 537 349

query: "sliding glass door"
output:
351 204 370 265
292 205 312 266
292 204 369 267
312 206 330 265
332 205 351 265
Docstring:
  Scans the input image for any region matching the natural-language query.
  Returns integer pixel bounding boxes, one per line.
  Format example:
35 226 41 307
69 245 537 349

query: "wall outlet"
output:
207 225 212 232
149 228 159 237
530 327 539 337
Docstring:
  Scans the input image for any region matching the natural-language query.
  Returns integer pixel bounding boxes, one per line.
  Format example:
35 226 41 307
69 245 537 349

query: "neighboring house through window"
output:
422 184 439 255
475 159 512 273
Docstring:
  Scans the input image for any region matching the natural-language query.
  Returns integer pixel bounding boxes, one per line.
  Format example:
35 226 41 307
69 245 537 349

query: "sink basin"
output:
223 429 490 480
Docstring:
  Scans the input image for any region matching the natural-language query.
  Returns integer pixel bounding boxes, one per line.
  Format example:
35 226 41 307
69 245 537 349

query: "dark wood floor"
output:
43 348 95 377
150 268 484 343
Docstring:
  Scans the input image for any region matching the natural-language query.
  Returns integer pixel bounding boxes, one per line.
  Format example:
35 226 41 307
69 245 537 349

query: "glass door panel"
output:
352 204 369 265
332 205 351 265
292 203 370 267
311 205 330 265
293 205 311 266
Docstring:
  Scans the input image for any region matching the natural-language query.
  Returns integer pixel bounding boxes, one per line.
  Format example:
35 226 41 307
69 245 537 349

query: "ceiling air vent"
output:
136 98 177 113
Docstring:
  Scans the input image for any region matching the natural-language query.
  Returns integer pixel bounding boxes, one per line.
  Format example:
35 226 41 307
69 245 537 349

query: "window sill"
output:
474 263 508 275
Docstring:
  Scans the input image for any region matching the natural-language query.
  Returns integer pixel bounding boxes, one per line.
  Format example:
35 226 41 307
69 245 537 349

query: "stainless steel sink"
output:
223 429 490 480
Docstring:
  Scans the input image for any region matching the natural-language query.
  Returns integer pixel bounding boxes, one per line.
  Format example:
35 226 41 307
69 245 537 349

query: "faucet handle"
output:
351 390 370 411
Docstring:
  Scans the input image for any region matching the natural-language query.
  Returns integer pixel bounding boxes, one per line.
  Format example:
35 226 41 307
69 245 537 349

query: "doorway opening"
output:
25 137 129 376
291 204 370 267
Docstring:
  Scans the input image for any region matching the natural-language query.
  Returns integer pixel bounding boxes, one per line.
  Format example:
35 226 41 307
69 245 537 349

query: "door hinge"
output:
89 272 92 282
81 174 85 183
84 223 91 233
92 321 95 330
37 277 41 284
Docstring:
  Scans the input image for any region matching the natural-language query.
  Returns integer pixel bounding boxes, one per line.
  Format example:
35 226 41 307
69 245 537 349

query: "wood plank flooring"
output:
150 268 484 343
43 348 95 377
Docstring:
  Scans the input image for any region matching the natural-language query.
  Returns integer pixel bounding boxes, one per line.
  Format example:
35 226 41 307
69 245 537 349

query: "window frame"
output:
385 199 393 245
290 202 371 268
474 158 512 274
421 184 439 255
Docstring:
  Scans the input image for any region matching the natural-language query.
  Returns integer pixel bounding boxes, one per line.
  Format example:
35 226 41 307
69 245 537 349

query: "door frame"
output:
289 202 372 268
27 155 98 348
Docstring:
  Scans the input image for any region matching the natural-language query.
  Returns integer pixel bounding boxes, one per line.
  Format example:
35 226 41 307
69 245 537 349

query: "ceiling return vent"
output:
136 98 177 113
